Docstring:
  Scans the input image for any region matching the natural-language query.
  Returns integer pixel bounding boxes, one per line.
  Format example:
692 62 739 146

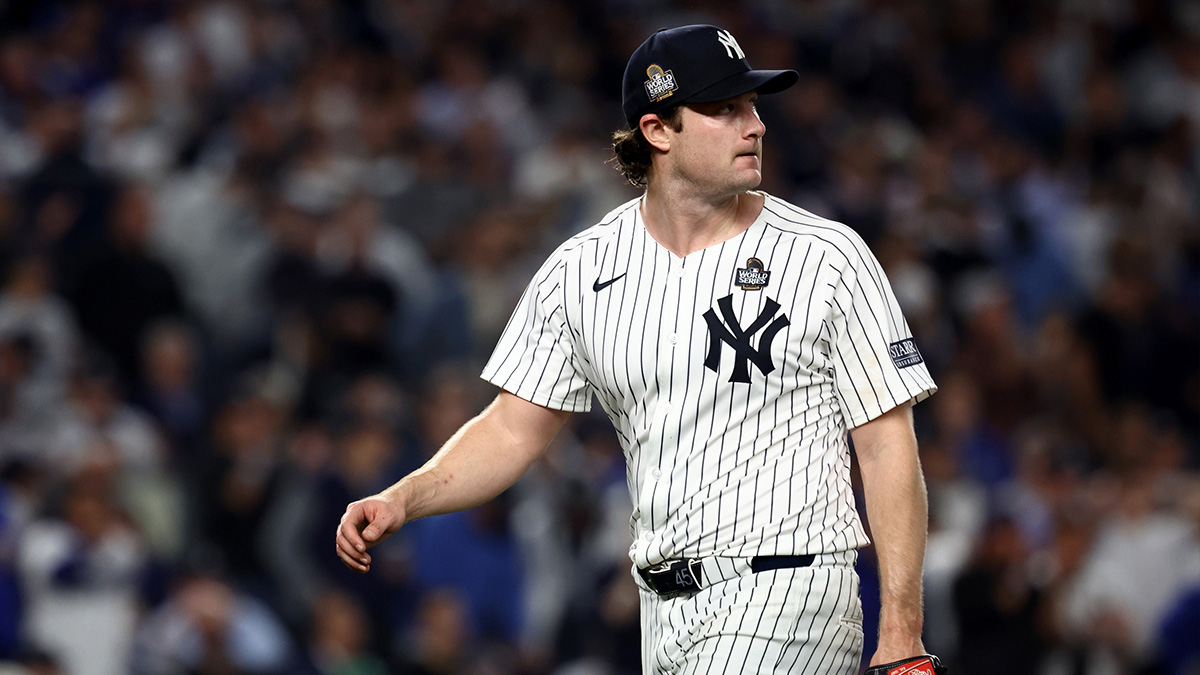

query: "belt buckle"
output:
643 559 703 598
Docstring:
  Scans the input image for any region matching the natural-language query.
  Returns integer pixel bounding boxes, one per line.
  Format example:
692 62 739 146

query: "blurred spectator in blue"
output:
408 496 524 646
131 572 294 675
984 37 1065 159
296 589 388 675
1158 585 1200 675
134 319 208 452
929 369 1014 491
397 588 474 675
0 460 38 659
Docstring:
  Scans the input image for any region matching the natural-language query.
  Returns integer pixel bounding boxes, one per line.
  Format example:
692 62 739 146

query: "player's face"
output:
667 92 766 196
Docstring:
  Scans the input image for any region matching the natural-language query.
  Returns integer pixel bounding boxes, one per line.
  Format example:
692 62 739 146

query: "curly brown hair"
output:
609 106 684 188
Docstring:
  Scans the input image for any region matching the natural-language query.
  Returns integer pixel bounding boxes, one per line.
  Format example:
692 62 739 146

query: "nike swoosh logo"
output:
592 273 627 292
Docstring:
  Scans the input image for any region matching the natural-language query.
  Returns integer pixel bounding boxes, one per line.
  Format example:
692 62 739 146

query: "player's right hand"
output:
335 495 405 573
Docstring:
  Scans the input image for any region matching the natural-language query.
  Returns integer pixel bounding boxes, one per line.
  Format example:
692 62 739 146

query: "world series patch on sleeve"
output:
864 654 948 675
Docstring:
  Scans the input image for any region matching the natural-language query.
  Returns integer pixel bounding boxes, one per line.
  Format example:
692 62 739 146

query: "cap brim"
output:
685 69 799 104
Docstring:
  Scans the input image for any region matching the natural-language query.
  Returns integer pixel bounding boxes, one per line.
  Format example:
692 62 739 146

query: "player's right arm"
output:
334 390 570 572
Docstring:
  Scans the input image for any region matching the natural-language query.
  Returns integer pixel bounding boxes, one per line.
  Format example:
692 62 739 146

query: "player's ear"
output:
639 113 673 152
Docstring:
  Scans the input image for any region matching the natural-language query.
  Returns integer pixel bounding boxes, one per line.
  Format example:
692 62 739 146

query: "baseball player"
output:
336 24 942 675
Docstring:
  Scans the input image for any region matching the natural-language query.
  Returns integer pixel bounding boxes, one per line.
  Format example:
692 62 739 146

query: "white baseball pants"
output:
636 551 863 674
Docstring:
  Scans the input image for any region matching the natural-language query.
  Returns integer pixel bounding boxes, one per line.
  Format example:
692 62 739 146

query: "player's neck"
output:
640 185 763 258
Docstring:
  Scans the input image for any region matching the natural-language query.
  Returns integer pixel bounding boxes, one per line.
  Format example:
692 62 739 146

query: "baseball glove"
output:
864 654 947 675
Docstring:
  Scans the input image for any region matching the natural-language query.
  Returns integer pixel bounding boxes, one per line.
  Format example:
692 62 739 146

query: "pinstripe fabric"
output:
481 191 936 672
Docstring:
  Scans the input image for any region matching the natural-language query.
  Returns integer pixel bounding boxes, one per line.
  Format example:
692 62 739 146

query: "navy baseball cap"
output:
622 25 798 128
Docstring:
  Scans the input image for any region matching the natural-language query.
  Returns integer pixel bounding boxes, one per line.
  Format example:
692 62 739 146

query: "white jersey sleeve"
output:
826 229 936 427
482 254 594 412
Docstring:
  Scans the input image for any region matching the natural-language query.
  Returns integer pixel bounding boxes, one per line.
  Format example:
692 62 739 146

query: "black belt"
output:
639 554 816 597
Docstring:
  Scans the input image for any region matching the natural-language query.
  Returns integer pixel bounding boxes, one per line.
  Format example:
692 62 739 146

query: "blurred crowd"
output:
0 0 1196 674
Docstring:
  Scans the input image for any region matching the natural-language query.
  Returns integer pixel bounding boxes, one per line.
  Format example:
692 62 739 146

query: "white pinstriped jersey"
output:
482 192 936 570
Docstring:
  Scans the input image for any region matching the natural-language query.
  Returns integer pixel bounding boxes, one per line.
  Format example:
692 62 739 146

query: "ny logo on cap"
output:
716 29 745 60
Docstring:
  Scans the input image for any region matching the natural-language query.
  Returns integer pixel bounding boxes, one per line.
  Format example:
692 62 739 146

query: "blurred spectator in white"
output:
0 38 45 180
415 41 536 151
513 120 634 233
84 45 187 182
512 415 636 671
1058 472 1200 673
921 438 988 659
46 353 164 479
386 137 483 252
448 208 549 361
16 471 149 675
45 352 183 560
151 162 274 354
0 253 78 390
0 253 79 462
131 572 294 675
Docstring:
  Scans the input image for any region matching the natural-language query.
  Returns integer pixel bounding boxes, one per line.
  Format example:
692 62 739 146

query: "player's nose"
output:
744 107 766 139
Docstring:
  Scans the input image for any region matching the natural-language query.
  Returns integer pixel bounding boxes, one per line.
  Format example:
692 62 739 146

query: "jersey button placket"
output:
642 256 684 540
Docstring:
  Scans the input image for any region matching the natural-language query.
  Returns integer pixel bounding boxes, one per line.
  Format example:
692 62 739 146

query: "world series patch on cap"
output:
622 24 798 128
864 654 948 675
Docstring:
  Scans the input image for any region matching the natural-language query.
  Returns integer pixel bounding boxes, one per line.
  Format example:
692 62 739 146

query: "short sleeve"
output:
481 259 593 412
827 238 937 427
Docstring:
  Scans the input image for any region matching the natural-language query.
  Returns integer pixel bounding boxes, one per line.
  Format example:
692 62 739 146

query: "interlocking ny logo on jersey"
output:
716 29 746 60
703 295 790 383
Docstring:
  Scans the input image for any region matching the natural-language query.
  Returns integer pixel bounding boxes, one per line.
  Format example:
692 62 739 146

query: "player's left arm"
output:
851 399 929 667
